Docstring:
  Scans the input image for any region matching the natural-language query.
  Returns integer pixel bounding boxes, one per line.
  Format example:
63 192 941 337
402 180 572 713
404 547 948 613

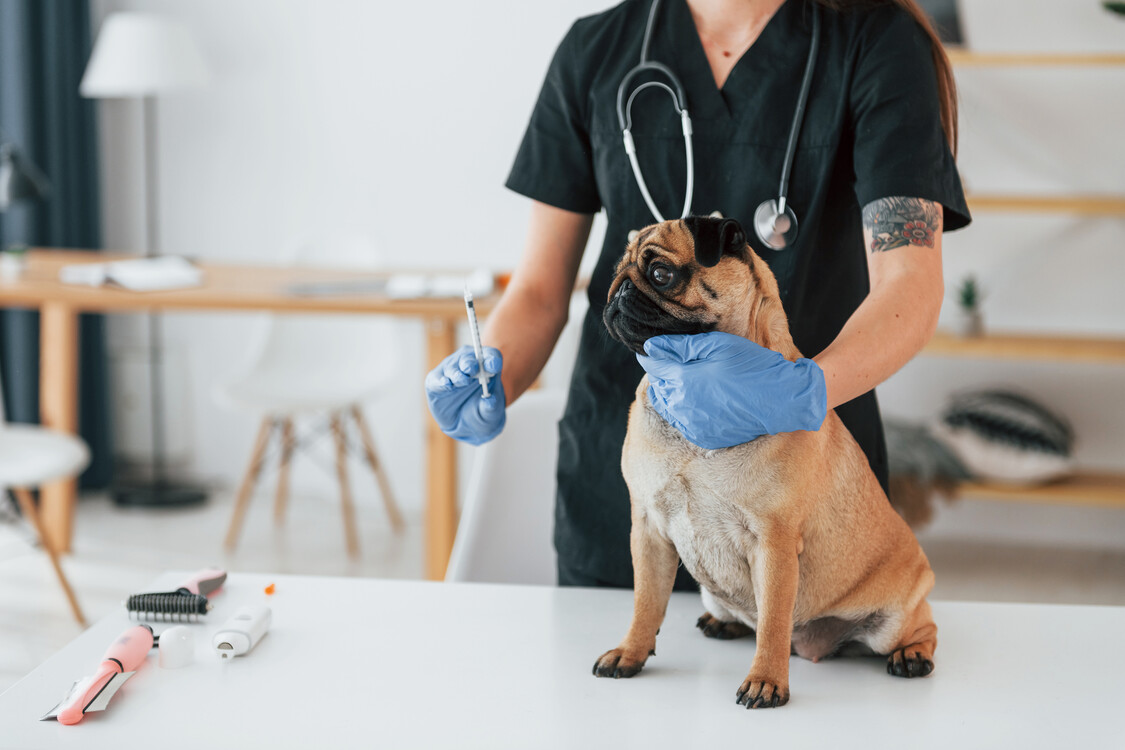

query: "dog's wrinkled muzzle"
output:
603 278 713 355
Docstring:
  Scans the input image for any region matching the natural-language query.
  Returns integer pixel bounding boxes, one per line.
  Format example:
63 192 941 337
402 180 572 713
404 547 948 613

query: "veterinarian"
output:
426 0 971 589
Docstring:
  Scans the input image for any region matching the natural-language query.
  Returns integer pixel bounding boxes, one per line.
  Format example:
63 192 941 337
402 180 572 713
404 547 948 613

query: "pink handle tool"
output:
43 624 155 725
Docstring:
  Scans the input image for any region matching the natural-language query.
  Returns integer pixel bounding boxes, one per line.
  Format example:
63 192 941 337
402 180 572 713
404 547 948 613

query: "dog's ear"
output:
749 296 799 361
746 254 802 361
683 216 746 267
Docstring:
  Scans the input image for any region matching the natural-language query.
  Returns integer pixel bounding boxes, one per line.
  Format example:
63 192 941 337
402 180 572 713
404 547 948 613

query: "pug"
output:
594 216 937 709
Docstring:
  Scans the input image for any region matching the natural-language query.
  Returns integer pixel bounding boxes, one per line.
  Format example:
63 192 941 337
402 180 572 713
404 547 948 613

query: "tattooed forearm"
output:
862 197 942 253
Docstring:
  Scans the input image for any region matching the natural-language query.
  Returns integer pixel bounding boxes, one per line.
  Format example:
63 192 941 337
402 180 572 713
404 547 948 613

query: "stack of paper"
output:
59 256 203 291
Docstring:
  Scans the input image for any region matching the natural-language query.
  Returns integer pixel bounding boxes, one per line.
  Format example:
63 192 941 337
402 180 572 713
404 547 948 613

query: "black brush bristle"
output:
125 590 209 621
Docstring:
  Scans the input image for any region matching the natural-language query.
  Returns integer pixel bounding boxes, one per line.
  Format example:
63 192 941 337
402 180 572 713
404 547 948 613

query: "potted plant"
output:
0 243 29 281
955 274 984 337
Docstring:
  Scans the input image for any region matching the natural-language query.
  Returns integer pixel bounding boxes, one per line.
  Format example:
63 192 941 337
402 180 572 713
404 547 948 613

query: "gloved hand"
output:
425 345 506 446
637 332 827 450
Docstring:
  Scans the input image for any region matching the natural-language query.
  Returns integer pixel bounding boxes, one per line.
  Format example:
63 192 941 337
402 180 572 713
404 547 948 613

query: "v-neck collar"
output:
661 0 809 122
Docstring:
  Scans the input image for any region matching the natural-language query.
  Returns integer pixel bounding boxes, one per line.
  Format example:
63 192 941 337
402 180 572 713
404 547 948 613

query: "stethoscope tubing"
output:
777 2 820 217
618 0 820 248
619 73 694 222
616 0 694 223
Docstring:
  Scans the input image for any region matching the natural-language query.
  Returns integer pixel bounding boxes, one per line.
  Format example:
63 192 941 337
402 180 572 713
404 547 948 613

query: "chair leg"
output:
351 406 405 533
273 418 295 525
224 417 275 551
330 412 360 558
14 487 87 627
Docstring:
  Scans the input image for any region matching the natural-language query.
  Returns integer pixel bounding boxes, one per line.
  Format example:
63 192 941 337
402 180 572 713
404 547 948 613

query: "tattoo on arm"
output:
862 197 942 253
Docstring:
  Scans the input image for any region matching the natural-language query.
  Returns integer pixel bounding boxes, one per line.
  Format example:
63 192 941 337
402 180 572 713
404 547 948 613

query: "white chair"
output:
214 237 404 557
445 389 566 585
0 368 89 626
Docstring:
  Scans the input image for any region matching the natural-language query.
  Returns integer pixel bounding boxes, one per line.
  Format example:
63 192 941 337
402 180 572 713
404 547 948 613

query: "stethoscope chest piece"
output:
754 198 799 250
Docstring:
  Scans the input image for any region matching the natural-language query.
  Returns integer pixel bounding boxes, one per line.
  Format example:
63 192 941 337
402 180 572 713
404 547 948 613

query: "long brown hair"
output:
815 0 959 158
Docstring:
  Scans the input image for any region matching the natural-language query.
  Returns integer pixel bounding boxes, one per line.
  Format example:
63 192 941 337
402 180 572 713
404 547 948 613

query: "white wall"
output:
90 1 1125 544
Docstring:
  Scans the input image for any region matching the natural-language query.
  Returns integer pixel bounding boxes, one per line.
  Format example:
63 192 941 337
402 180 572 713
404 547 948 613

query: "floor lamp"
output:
0 131 51 272
0 134 51 211
81 13 210 507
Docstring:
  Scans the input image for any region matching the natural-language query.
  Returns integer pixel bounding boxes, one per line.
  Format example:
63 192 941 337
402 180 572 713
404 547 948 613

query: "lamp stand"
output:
113 96 207 508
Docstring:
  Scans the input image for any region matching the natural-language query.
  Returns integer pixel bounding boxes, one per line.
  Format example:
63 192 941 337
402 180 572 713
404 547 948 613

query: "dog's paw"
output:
696 612 755 640
593 648 648 679
886 646 934 678
735 676 789 709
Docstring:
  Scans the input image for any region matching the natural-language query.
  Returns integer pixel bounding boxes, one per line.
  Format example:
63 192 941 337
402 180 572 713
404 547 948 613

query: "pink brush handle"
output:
178 568 227 597
57 625 153 725
103 624 154 670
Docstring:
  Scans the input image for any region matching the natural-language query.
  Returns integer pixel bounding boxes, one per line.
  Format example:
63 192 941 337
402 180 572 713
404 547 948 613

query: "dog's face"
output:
603 216 796 358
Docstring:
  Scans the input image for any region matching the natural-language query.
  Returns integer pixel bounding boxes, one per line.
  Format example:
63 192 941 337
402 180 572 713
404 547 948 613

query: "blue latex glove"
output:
638 332 827 450
425 345 506 446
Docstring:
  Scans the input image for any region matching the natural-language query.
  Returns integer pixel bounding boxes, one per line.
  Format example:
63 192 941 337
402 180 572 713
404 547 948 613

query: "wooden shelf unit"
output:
946 50 1125 67
925 48 1125 509
956 471 1125 508
925 330 1125 364
950 48 1125 217
965 194 1125 216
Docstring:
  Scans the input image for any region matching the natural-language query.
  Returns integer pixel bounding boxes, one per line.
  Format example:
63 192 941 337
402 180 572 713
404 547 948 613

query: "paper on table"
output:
59 256 203 292
285 279 389 297
284 273 495 299
381 271 495 299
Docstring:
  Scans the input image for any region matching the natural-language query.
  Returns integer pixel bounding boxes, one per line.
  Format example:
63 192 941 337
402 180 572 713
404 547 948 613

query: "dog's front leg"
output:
593 513 679 679
736 535 800 708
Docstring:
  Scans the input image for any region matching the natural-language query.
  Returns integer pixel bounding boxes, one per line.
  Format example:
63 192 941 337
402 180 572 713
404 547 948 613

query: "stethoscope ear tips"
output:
754 199 799 251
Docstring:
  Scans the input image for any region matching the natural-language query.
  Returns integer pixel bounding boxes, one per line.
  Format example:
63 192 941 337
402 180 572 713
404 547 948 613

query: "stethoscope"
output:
616 0 820 250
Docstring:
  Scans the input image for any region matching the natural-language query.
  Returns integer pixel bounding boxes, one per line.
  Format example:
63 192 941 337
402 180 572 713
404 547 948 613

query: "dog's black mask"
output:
602 216 745 354
603 278 714 355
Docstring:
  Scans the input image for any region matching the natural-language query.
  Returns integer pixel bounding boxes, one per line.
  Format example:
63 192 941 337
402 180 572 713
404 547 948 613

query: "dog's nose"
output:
615 278 636 299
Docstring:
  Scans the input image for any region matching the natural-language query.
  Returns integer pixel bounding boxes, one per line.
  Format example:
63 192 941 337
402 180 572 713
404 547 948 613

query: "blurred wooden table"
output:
0 249 499 579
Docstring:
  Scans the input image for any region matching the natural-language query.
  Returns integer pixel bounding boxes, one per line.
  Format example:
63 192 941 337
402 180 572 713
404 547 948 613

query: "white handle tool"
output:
212 604 271 659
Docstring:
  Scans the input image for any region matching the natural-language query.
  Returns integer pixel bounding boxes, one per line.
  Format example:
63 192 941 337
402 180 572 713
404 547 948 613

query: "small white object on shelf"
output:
0 251 27 281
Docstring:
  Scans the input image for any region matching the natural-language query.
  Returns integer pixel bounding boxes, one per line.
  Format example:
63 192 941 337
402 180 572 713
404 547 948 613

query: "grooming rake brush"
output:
125 568 227 622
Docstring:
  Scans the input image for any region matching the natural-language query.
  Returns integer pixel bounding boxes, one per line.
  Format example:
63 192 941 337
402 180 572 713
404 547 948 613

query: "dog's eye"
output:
648 264 675 289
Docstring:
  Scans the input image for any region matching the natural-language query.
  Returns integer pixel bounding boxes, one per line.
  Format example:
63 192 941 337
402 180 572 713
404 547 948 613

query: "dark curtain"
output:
0 0 113 488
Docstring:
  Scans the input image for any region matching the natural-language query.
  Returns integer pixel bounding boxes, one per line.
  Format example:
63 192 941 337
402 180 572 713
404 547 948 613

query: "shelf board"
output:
956 471 1125 508
925 330 1125 363
947 50 1125 67
965 194 1125 216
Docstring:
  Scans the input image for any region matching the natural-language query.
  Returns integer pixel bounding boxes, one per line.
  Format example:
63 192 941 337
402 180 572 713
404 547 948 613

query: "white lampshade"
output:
80 13 208 98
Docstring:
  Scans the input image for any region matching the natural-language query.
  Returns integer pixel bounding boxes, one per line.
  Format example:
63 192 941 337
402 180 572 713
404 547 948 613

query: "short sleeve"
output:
850 7 970 232
505 23 602 214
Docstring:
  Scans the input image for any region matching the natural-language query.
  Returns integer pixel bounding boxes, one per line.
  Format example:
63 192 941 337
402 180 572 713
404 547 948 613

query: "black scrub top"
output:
505 0 971 589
